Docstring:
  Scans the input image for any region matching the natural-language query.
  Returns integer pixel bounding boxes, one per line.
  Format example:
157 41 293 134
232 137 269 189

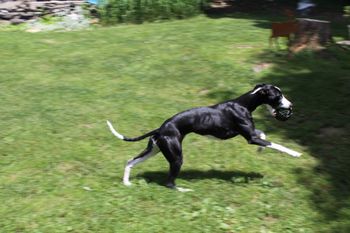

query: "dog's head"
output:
251 84 293 121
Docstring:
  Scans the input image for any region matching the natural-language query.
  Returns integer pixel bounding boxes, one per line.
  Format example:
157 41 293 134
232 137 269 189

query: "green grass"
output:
1 15 349 232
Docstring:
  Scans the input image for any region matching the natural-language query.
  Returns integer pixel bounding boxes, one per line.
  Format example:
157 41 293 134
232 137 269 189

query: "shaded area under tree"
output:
203 3 350 229
256 48 350 232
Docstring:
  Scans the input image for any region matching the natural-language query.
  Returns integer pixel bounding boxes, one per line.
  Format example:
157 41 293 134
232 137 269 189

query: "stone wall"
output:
0 0 86 24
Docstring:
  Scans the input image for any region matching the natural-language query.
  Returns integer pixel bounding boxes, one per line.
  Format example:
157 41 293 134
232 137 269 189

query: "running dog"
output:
107 84 301 191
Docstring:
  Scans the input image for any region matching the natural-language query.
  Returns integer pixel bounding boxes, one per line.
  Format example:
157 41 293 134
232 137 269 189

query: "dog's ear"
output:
260 88 268 95
252 84 268 95
254 83 266 89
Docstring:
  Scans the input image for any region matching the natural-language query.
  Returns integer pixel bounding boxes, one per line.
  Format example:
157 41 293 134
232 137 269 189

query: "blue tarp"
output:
87 0 99 5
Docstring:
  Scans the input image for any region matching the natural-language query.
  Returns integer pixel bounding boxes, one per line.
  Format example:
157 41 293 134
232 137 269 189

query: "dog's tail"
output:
106 120 158 142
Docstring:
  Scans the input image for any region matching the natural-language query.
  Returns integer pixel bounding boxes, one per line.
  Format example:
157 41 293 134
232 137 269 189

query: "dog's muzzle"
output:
275 107 293 121
267 105 293 121
268 95 293 121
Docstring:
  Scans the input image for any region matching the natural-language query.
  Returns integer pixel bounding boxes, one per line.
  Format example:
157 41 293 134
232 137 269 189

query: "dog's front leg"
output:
266 142 301 157
248 137 301 157
255 129 266 152
240 125 301 157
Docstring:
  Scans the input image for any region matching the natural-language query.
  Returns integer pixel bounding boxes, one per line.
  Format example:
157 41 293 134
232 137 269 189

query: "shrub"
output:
344 6 350 18
99 0 209 25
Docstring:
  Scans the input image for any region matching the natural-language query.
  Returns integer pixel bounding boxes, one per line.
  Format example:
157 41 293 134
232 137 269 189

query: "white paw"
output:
176 187 193 192
291 152 302 157
123 181 132 186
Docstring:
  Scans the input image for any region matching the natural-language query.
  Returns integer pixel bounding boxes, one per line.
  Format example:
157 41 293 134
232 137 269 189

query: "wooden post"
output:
290 18 332 52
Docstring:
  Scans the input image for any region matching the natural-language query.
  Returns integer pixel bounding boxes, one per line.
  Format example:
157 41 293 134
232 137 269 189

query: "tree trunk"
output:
290 18 332 52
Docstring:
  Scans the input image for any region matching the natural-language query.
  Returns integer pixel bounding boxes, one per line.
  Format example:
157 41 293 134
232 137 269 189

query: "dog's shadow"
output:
137 169 264 186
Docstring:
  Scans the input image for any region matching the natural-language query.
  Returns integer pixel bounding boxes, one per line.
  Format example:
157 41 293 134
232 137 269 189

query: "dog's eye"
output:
271 95 281 103
274 94 282 100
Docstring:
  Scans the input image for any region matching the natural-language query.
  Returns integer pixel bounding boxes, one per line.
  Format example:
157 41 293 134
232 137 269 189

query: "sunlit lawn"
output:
1 15 349 232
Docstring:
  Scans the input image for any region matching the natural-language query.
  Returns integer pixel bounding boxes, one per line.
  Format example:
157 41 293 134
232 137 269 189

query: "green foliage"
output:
99 0 209 24
39 15 62 24
344 5 350 18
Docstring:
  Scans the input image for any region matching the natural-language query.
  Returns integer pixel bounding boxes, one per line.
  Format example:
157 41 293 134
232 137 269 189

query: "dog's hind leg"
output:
157 136 191 192
123 137 160 186
158 137 182 188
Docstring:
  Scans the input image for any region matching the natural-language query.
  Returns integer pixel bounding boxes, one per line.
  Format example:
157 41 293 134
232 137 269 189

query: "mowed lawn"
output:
1 15 349 232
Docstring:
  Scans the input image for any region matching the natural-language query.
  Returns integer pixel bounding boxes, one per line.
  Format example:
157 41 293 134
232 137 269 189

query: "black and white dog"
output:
107 84 301 191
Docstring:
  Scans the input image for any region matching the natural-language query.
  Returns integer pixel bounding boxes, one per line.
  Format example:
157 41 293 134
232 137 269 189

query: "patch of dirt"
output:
317 127 346 138
40 39 59 44
264 215 279 223
252 62 273 73
56 162 77 173
235 44 254 49
198 88 210 95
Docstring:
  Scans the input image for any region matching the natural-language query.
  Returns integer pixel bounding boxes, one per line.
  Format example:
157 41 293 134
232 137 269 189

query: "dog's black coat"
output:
115 84 293 188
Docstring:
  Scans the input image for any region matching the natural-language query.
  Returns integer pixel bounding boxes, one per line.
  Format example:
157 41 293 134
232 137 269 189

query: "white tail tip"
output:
106 120 125 140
